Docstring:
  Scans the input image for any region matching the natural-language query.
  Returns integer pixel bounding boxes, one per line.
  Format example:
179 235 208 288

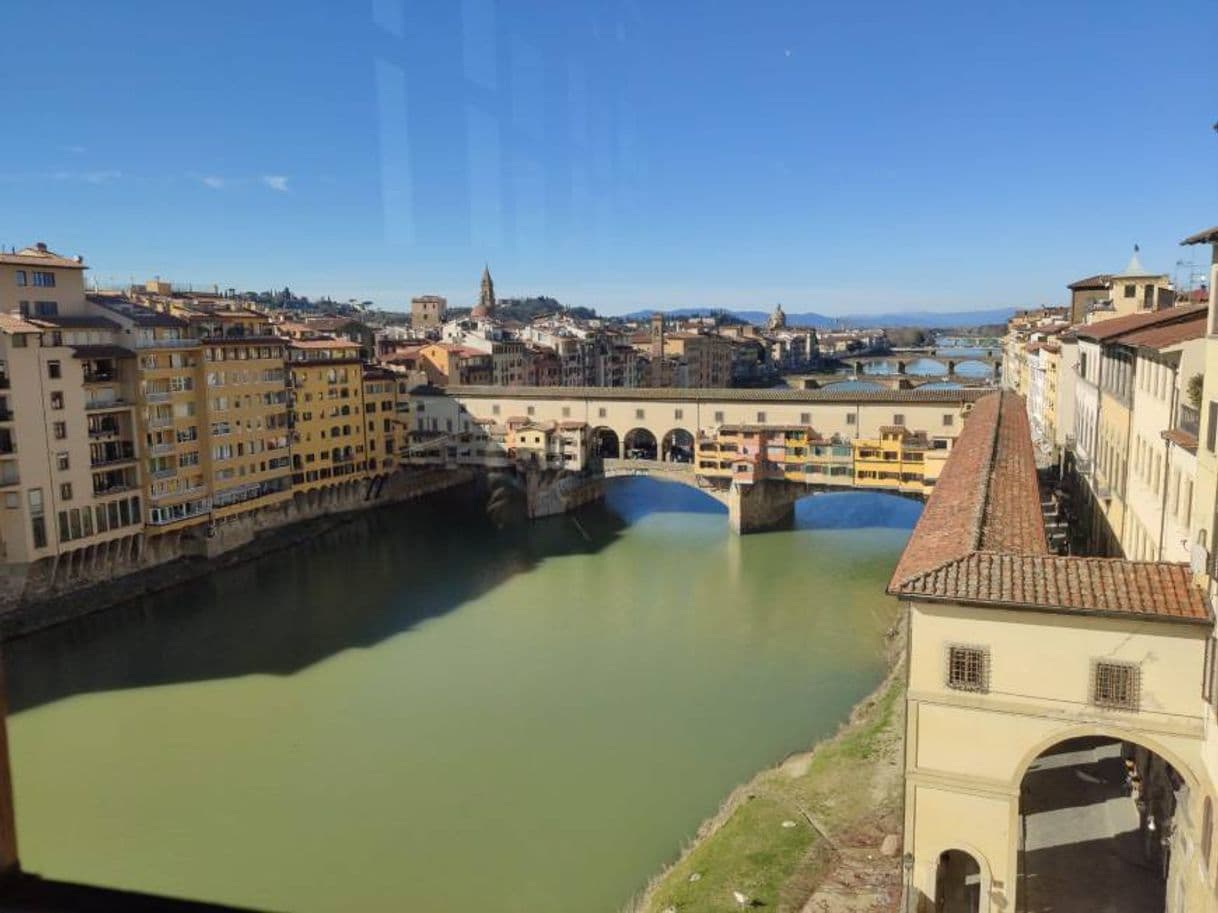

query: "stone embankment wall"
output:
0 469 473 639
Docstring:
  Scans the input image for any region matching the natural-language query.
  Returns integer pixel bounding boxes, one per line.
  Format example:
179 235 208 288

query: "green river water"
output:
5 480 917 912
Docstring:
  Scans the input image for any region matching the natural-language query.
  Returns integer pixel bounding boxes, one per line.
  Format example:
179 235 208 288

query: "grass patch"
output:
647 796 823 912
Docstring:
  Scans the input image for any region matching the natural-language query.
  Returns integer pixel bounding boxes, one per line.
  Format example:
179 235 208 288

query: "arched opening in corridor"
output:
935 849 981 913
1018 735 1185 913
592 427 620 459
623 428 658 461
661 428 693 463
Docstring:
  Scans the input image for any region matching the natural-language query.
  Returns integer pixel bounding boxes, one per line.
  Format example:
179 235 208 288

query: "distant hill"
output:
620 307 1017 329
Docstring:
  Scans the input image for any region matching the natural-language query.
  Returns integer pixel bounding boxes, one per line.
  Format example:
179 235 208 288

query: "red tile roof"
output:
1119 309 1207 349
888 391 1210 624
1074 304 1207 342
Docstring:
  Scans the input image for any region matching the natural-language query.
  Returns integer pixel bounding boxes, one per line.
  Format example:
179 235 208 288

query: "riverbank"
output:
0 470 475 640
629 618 906 913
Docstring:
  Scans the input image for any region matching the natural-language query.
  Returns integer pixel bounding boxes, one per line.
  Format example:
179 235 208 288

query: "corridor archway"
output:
935 849 981 912
661 428 693 462
592 427 620 459
623 428 658 461
1018 735 1183 913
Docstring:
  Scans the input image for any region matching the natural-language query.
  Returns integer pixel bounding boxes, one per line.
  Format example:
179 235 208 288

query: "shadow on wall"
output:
5 487 630 714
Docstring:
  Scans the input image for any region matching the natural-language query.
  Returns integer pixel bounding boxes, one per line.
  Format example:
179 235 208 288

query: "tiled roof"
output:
897 553 1207 622
441 385 991 404
1120 309 1206 349
1181 226 1218 246
888 391 1210 624
1074 304 1206 342
0 314 41 334
1067 273 1112 290
0 244 86 269
28 315 121 330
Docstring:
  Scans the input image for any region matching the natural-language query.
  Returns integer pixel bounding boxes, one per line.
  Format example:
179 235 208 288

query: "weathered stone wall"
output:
727 479 799 534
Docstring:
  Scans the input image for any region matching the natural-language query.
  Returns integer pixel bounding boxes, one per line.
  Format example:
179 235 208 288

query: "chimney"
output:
35 242 47 252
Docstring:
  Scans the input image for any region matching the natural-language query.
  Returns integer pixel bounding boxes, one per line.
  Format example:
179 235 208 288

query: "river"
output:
5 479 917 912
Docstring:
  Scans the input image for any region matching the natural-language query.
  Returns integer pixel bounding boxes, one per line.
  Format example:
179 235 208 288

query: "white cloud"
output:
200 175 227 190
261 175 290 192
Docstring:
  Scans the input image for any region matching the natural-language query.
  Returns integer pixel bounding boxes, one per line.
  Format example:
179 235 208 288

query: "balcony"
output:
82 370 117 385
135 337 198 350
149 442 175 455
151 468 177 480
85 397 131 412
90 444 136 468
144 391 172 403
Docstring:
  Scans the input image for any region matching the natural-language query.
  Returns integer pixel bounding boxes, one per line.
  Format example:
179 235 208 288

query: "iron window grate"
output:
1091 660 1141 711
946 644 990 693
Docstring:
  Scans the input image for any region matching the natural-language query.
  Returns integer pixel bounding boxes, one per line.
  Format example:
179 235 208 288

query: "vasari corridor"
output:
1 2 1217 912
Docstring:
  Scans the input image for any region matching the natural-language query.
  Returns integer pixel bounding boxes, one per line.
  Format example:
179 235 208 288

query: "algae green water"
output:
5 480 916 912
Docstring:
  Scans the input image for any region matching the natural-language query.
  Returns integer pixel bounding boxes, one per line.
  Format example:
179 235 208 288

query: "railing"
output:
82 372 117 384
88 425 119 437
1178 403 1201 438
151 468 177 480
85 398 131 411
94 483 137 497
147 417 174 429
144 391 172 403
135 338 198 349
149 442 175 455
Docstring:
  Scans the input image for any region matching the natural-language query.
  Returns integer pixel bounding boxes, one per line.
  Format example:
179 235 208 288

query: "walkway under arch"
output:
660 427 693 462
623 427 658 460
591 426 620 459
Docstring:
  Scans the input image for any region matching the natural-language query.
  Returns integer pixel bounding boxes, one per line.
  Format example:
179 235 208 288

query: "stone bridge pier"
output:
727 479 801 534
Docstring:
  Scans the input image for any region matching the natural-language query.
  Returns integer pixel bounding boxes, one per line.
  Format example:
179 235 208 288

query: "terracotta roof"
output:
1074 304 1207 342
1120 309 1206 349
0 244 86 269
288 338 360 350
28 315 121 330
888 390 1210 624
0 314 42 334
440 386 991 404
1068 273 1112 290
897 553 1207 622
1181 226 1218 246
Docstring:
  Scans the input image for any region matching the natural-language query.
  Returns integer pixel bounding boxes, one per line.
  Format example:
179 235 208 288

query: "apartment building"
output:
287 337 367 492
852 426 946 495
362 366 400 477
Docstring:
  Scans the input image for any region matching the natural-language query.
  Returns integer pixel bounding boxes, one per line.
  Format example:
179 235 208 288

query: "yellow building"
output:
286 337 367 492
891 391 1215 913
852 425 936 494
362 366 400 478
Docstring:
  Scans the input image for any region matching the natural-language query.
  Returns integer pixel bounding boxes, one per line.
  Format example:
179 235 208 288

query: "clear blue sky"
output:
1 0 1214 315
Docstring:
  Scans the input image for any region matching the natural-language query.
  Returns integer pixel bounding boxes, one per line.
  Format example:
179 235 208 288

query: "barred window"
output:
1091 661 1140 711
946 645 989 692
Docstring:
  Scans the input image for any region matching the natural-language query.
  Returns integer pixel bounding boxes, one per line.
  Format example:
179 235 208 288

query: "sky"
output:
1 0 1215 315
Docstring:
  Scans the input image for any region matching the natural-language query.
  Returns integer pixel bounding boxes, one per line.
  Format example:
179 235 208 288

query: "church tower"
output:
472 265 496 319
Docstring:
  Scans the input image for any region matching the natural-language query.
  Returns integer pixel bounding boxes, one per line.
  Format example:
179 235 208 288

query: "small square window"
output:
50 392 63 410
47 360 61 380
1091 661 1140 710
943 414 954 427
492 404 500 415
800 412 811 425
59 482 73 502
893 413 905 426
3 493 16 509
946 645 989 692
846 413 856 425
598 407 607 419
674 408 683 420
636 408 645 420
756 411 766 423
55 452 69 471
527 406 536 416
562 406 571 418
714 411 724 423
14 271 26 287
53 421 67 440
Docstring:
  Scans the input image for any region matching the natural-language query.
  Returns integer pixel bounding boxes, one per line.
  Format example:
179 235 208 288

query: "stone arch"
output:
661 427 694 462
1012 724 1199 790
623 428 658 460
592 426 621 459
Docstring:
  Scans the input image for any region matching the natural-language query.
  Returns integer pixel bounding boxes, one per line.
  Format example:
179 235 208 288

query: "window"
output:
55 452 69 471
47 360 61 380
1091 661 1140 710
35 301 58 316
14 271 26 287
597 407 607 419
53 421 66 440
636 408 645 419
800 412 811 425
756 411 766 423
491 404 500 415
562 406 571 418
714 410 724 423
1209 402 1218 453
946 645 989 692
942 414 954 427
846 413 856 425
32 271 56 288
50 391 63 410
1123 283 1136 298
59 482 73 501
893 413 905 426
29 488 46 548
527 406 535 416
674 408 683 420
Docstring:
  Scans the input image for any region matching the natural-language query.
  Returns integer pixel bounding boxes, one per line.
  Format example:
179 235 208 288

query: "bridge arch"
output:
592 426 621 459
661 427 694 462
623 428 658 461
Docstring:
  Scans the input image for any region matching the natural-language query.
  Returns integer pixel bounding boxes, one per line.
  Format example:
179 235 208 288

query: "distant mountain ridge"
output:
619 307 1017 329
